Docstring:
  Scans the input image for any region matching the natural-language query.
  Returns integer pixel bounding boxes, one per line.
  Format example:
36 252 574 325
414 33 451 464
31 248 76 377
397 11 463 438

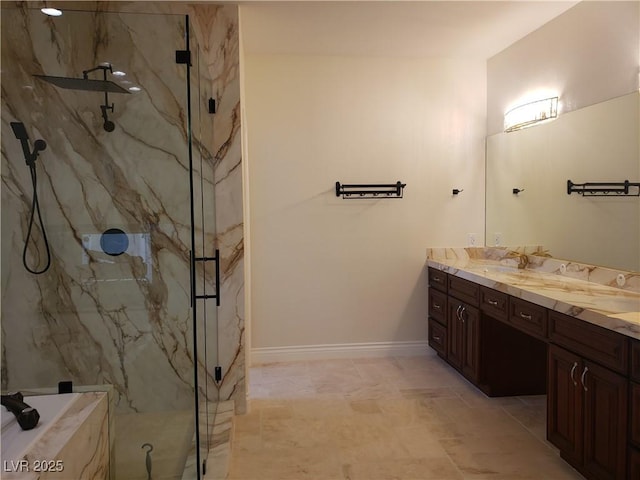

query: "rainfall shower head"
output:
34 65 129 134
34 75 130 94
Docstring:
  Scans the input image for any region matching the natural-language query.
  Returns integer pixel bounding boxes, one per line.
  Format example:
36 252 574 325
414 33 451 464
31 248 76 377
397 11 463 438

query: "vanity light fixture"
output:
504 96 558 132
41 7 63 16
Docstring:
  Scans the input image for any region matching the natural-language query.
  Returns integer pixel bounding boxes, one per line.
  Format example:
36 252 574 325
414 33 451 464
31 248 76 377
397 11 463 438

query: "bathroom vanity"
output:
426 248 640 480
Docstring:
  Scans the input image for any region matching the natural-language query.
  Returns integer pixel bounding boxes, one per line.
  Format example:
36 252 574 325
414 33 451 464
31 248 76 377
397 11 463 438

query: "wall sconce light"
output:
504 96 558 132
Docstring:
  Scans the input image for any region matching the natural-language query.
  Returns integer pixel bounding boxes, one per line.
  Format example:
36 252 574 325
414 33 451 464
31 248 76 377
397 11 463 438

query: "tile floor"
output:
228 353 584 480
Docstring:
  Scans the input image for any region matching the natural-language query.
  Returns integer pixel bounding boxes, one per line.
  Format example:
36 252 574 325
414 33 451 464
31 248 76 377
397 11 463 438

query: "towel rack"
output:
567 179 640 196
335 181 406 199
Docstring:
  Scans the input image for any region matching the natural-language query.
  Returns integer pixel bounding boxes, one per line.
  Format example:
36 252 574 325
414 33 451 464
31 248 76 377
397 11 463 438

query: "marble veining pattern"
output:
427 247 640 339
184 2 246 414
1 2 245 421
3 392 109 480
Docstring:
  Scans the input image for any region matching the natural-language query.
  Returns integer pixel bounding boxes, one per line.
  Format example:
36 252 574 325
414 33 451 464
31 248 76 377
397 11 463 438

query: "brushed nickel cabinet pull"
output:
519 312 532 320
570 362 578 387
488 299 499 306
580 366 589 392
433 303 441 310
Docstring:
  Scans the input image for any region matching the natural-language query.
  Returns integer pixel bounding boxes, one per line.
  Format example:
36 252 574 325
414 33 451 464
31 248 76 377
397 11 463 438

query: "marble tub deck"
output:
426 247 640 339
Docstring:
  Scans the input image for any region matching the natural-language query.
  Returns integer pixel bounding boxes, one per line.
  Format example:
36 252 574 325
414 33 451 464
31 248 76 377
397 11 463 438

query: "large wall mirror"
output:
485 90 640 272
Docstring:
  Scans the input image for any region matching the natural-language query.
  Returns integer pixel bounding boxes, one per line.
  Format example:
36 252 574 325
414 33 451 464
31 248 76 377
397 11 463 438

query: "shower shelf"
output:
567 179 640 196
335 181 406 199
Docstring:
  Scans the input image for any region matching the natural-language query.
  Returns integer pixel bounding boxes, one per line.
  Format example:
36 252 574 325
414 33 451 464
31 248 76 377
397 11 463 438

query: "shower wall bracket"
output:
567 179 640 196
175 50 192 66
335 181 406 199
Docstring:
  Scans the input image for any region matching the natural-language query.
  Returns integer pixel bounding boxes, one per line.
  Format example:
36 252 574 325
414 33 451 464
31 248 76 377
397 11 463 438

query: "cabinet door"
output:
582 360 628 480
461 304 481 383
631 382 640 449
547 345 583 467
447 300 464 371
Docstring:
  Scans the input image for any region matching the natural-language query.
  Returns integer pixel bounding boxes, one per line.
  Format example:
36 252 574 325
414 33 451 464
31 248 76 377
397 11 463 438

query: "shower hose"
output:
23 161 51 274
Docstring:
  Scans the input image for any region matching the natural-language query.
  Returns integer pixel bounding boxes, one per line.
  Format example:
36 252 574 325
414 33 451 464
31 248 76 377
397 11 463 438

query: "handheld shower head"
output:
10 122 32 163
10 121 28 140
9 122 47 166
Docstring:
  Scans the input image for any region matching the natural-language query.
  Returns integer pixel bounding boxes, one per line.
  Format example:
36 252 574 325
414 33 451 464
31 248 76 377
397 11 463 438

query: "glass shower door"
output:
189 23 221 477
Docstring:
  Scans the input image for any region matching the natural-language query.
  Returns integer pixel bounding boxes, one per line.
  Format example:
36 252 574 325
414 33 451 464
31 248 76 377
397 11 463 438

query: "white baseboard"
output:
251 340 431 365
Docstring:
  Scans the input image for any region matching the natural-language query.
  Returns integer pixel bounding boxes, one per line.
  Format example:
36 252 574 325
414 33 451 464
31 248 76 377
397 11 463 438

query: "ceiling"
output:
240 1 579 59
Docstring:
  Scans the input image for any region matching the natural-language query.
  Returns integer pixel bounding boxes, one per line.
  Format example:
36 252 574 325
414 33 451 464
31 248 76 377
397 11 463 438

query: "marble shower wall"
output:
184 2 245 415
0 3 245 414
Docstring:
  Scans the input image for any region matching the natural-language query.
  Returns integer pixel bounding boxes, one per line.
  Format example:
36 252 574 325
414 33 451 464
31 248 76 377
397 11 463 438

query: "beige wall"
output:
243 54 486 358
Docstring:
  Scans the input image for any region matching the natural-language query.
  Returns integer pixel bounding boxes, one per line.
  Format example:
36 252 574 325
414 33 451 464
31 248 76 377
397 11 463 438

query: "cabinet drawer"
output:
549 311 629 375
632 339 640 382
428 267 448 293
632 382 640 449
428 288 447 326
509 297 547 339
448 275 479 306
428 317 447 358
480 286 508 321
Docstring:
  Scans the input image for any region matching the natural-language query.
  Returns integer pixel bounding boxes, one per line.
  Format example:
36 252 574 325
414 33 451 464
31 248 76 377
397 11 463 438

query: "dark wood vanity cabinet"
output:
547 312 630 480
427 269 448 360
447 298 480 382
427 268 480 383
427 317 447 358
509 297 547 339
427 266 638 480
630 340 640 479
548 344 628 480
446 275 481 383
428 288 447 326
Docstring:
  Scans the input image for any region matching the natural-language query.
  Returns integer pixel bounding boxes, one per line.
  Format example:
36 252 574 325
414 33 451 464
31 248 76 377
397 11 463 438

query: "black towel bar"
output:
567 179 640 196
335 181 406 199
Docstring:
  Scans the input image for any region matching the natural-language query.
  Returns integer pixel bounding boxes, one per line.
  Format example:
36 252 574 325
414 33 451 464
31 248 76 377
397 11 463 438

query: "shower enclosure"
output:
1 5 220 479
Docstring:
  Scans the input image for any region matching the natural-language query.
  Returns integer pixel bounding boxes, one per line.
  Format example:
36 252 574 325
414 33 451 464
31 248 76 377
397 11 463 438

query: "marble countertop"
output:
426 248 640 341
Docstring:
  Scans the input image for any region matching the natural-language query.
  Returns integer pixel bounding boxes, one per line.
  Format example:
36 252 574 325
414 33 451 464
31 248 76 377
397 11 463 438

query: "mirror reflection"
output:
486 91 640 272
